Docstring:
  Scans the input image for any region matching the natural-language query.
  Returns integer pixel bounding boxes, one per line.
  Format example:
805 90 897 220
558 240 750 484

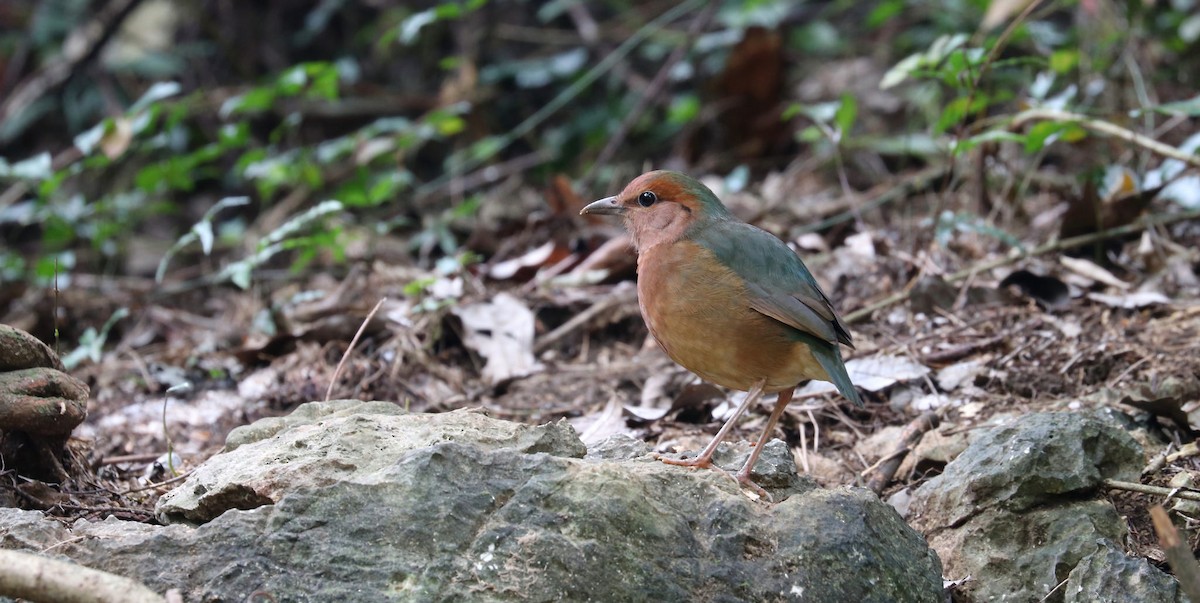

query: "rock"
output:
0 324 64 372
1064 540 1185 603
0 324 90 481
913 411 1142 527
3 401 944 602
927 501 1125 601
911 411 1156 602
0 368 90 436
159 401 589 523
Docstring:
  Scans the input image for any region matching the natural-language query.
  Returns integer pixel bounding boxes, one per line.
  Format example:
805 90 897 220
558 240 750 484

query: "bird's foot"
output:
735 469 772 502
654 452 714 469
656 453 773 502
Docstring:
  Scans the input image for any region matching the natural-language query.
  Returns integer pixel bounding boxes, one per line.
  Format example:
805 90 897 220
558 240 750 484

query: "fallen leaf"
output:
451 293 543 384
799 354 930 396
488 241 557 280
1059 256 1130 290
981 0 1036 30
937 359 986 391
623 405 671 422
1087 291 1170 309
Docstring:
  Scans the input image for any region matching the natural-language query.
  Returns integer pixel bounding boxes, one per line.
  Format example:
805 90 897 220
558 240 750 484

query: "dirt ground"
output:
4 162 1200 575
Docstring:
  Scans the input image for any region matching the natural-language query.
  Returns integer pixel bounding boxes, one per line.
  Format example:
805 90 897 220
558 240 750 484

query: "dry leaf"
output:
799 354 930 396
937 359 986 391
1059 256 1130 290
488 241 557 280
981 0 1036 30
451 293 542 384
1087 291 1170 309
100 117 134 159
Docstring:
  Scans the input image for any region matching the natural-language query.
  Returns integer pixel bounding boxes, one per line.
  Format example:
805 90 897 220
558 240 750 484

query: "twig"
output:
1037 578 1069 603
534 287 637 353
120 470 193 495
863 411 939 494
585 0 718 183
1010 108 1200 169
0 548 164 603
53 504 155 520
1150 505 1200 603
325 297 388 402
844 207 1200 324
1103 478 1200 502
797 164 951 234
0 0 146 140
919 333 1006 365
97 452 166 466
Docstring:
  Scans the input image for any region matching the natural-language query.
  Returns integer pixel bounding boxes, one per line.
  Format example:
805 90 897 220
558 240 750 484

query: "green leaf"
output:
278 66 308 95
934 96 970 134
468 137 503 163
867 0 903 28
309 63 340 100
834 93 858 136
667 94 700 125
957 129 1026 154
880 54 922 89
1049 50 1079 73
228 262 253 289
220 88 277 118
1135 94 1200 117
1024 121 1069 153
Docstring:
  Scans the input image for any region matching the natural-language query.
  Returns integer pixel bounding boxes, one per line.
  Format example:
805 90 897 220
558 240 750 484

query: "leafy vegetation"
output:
1 0 1198 314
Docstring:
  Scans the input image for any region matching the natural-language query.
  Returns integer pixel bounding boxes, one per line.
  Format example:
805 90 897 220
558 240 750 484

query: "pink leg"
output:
658 378 767 470
734 386 795 498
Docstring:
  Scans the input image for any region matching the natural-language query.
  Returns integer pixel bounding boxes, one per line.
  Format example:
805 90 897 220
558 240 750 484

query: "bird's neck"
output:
628 211 704 253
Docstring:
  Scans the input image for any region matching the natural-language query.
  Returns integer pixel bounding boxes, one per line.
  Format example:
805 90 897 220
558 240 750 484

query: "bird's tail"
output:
813 344 864 407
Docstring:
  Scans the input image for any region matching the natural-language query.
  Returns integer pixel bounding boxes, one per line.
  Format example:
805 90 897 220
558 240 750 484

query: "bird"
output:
580 170 863 496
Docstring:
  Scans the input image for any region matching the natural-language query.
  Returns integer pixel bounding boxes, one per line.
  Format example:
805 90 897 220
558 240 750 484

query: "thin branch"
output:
535 286 637 353
797 164 951 234
413 0 706 199
863 411 939 494
0 0 147 141
326 297 388 402
1104 478 1200 502
0 549 164 603
1010 108 1200 169
1150 505 1200 603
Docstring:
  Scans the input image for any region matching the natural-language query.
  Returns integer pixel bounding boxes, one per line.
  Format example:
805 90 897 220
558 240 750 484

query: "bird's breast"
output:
636 241 829 392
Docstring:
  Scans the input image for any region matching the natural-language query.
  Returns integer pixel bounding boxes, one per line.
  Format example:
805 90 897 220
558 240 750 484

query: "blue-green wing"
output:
692 219 853 348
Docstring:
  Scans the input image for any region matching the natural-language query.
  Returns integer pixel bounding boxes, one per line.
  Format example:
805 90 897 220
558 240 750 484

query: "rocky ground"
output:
2 166 1200 601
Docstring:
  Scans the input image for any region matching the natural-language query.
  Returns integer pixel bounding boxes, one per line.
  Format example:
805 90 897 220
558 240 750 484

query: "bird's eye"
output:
638 191 657 207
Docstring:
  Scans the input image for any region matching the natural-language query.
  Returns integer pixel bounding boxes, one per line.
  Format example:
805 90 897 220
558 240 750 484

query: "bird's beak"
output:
580 196 625 216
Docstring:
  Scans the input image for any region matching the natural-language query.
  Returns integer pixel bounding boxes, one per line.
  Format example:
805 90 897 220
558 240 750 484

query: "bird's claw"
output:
653 452 714 469
655 453 773 502
735 470 773 502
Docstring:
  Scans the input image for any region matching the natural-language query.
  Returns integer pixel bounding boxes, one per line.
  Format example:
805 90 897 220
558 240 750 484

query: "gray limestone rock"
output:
0 400 942 603
911 411 1161 603
913 411 1142 527
1064 539 1186 603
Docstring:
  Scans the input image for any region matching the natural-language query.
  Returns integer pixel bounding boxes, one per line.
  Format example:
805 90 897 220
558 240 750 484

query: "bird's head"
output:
581 170 732 251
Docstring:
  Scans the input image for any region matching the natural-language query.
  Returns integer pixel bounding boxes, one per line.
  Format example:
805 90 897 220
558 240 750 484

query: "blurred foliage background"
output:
1 0 1198 337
